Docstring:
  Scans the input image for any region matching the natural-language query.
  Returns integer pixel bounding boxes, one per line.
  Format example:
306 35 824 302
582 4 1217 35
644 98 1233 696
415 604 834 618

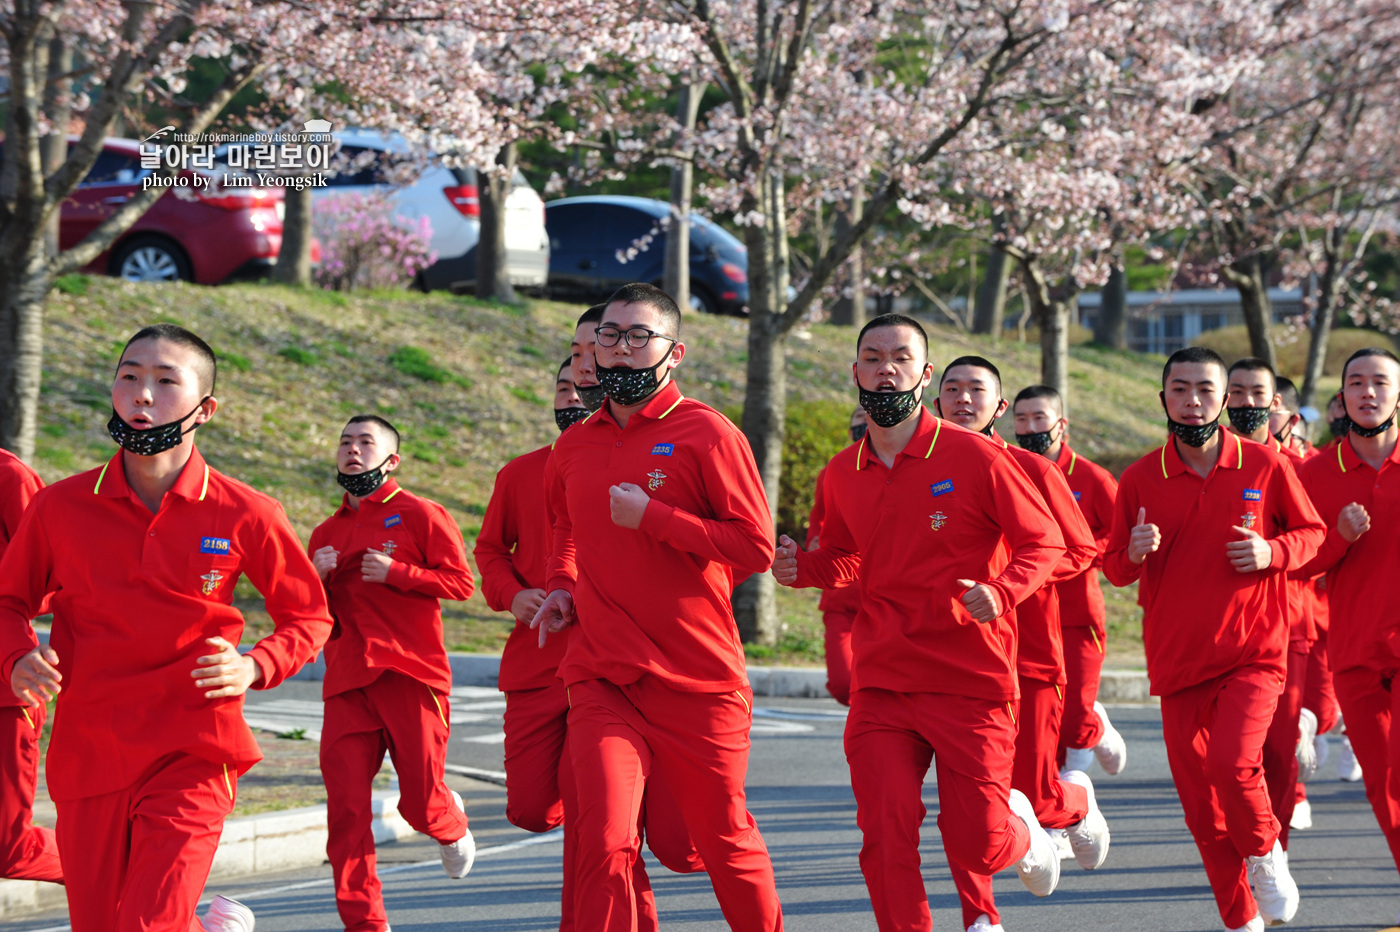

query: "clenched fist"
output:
772 535 800 586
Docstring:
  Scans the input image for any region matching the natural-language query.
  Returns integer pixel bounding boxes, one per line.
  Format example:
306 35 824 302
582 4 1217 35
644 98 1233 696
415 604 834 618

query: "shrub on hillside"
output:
726 400 857 543
313 191 436 292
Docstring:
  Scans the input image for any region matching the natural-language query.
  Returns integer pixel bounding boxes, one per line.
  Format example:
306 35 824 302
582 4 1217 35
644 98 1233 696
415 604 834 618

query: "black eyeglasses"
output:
595 326 677 349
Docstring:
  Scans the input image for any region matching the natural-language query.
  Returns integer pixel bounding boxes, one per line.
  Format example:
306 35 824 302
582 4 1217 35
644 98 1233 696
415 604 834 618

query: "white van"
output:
312 130 550 292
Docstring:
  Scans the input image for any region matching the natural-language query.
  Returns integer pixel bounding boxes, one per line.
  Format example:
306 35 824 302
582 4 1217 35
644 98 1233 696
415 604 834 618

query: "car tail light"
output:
443 184 479 217
721 262 747 283
722 291 738 301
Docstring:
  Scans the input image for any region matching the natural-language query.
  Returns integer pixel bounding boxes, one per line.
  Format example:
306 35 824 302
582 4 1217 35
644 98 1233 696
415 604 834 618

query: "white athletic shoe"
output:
967 913 1006 932
1337 734 1363 782
439 789 476 879
1063 745 1095 774
1296 708 1319 782
1046 827 1075 860
1061 769 1110 870
201 895 255 932
1092 701 1128 775
1008 788 1060 897
1289 797 1312 831
1228 913 1265 932
1246 839 1299 925
1314 731 1330 771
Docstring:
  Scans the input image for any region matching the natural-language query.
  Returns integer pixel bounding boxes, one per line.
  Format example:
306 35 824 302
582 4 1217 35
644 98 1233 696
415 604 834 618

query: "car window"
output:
325 145 393 186
602 205 662 273
546 205 596 255
78 150 142 186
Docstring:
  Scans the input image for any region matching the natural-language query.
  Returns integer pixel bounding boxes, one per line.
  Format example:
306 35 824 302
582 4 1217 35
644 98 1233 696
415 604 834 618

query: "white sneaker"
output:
1061 770 1110 870
967 913 1006 932
1289 797 1312 831
1008 788 1060 897
1063 745 1095 774
1314 732 1329 770
1046 827 1075 860
1296 708 1318 782
1246 839 1299 925
1228 913 1265 932
439 789 476 879
1337 734 1363 782
1092 702 1128 775
202 895 255 932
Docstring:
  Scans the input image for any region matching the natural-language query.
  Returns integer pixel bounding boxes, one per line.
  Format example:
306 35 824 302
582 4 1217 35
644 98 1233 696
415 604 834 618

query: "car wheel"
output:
111 236 192 283
688 285 721 315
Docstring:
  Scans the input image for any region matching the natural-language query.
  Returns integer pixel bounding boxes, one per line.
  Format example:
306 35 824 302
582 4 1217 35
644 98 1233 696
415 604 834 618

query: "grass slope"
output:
36 277 1359 668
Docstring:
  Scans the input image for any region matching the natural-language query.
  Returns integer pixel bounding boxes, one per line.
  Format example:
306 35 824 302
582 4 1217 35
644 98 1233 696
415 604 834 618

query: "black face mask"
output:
1016 425 1060 455
1227 405 1272 436
1329 416 1350 439
849 422 867 443
1345 402 1400 438
859 381 923 428
1272 424 1292 445
577 384 607 412
337 455 393 498
555 407 590 432
107 399 209 456
597 348 674 407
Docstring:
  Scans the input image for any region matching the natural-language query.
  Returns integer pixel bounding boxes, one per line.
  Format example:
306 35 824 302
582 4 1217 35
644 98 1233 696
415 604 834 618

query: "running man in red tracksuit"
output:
0 447 61 886
1104 346 1325 932
773 315 1068 932
532 283 780 931
936 358 1108 932
309 415 475 932
1295 348 1400 894
0 324 333 932
804 406 867 706
1011 385 1129 779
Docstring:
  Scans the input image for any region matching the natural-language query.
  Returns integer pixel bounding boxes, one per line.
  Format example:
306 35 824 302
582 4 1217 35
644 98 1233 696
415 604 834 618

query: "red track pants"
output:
1160 665 1282 929
949 677 1087 928
56 751 234 932
1058 625 1106 759
822 610 855 707
1332 666 1400 874
321 670 470 932
1302 631 1338 734
503 684 703 932
845 688 1030 932
1262 647 1307 849
0 703 62 883
566 676 782 932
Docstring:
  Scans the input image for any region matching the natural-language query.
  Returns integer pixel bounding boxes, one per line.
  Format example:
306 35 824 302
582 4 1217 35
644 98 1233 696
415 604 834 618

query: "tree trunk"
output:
830 183 866 327
476 142 518 304
733 171 788 647
1225 254 1276 369
972 240 1011 336
664 82 702 310
0 246 51 462
272 181 313 286
41 36 72 260
1019 257 1073 402
1095 261 1128 349
1300 229 1344 409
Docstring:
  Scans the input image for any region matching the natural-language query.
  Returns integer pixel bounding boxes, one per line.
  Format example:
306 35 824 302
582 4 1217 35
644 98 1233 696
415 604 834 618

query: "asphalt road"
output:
11 684 1400 932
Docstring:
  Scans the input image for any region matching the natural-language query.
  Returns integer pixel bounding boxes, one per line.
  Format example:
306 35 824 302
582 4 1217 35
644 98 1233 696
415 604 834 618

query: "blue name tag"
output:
1243 489 1262 502
930 480 954 497
1072 491 1082 502
200 537 231 555
651 443 674 456
384 514 402 528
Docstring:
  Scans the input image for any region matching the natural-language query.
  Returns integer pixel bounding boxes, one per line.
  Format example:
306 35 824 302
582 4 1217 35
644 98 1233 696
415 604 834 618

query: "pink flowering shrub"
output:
313 191 436 291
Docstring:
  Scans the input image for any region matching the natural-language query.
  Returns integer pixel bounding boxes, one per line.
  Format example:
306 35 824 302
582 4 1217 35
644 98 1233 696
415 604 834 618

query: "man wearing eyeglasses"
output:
532 282 783 931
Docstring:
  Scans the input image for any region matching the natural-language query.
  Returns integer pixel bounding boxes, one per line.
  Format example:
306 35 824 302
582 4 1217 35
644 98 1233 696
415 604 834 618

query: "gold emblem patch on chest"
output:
200 571 225 596
930 511 947 531
380 540 398 557
646 470 667 491
1240 512 1257 530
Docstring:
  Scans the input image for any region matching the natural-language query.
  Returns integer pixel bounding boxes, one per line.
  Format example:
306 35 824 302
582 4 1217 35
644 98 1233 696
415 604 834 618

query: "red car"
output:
58 137 312 283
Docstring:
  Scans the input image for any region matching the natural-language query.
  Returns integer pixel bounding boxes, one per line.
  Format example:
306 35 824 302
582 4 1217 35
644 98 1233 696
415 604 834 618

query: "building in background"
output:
1077 288 1305 355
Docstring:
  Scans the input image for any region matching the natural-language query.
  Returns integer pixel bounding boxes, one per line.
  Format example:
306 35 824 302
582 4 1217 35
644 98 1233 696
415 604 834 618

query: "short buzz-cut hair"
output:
1014 384 1063 417
1276 376 1300 415
557 356 573 380
605 283 681 340
941 355 1002 395
121 323 217 396
1162 346 1227 388
576 303 605 330
1227 356 1277 395
857 313 928 362
344 415 400 453
1342 346 1400 380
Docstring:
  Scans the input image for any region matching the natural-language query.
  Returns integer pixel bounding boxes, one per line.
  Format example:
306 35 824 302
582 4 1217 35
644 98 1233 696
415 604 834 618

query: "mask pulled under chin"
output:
1015 430 1056 454
107 400 208 456
1345 403 1400 438
859 384 922 428
1227 405 1272 435
597 357 669 407
577 384 607 412
337 456 393 497
555 407 590 433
